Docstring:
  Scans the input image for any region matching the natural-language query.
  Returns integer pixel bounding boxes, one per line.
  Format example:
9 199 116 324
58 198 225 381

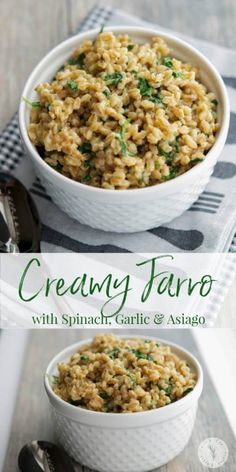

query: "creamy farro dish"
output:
52 334 196 413
27 31 219 190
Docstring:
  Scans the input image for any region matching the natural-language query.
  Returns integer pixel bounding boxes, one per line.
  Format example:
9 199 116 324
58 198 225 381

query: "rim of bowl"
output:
19 26 230 198
44 334 203 423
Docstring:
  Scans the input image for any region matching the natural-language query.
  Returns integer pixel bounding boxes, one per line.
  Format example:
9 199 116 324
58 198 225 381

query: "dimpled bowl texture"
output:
19 26 229 233
45 336 203 472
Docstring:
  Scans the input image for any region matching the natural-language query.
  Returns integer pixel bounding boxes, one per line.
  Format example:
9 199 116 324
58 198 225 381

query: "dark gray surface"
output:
3 329 236 471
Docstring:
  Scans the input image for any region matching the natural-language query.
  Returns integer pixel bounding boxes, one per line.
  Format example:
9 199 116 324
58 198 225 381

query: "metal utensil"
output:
18 440 76 472
0 173 41 252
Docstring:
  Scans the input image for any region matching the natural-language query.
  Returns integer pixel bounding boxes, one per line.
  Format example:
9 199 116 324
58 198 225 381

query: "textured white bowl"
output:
19 26 230 233
45 336 203 472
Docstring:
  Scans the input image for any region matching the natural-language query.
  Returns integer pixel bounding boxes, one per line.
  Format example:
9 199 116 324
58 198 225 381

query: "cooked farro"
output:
53 334 196 413
27 32 219 189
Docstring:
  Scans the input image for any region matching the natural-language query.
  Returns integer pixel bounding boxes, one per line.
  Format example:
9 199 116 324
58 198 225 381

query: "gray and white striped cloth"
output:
0 4 236 254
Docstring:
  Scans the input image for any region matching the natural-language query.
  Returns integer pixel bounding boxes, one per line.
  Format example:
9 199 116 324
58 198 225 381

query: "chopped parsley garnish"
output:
103 90 111 98
115 119 135 157
82 174 92 183
100 392 110 400
22 97 41 108
127 44 135 51
172 71 183 78
54 162 63 172
164 168 177 180
108 347 120 359
79 142 92 154
163 57 173 68
211 99 218 106
69 399 81 406
51 375 59 385
190 157 204 165
127 373 137 387
163 385 172 395
156 342 161 347
83 159 94 168
139 171 145 183
68 52 85 68
80 355 90 362
138 78 153 97
183 387 193 396
129 349 154 361
131 70 138 77
67 80 78 91
158 139 179 163
104 401 113 412
77 53 85 68
103 72 123 86
138 78 163 104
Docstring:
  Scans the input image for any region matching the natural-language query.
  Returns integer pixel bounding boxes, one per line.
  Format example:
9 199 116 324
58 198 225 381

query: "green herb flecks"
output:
131 70 138 77
54 162 63 173
103 72 123 86
22 97 41 108
69 399 82 406
68 52 85 68
139 171 145 183
158 138 179 163
100 392 110 400
172 71 183 78
104 401 113 412
108 347 120 359
138 78 163 104
79 142 96 169
164 168 178 181
127 44 135 51
183 387 193 396
190 157 204 165
103 90 111 98
163 385 172 395
211 99 218 106
82 174 92 183
127 373 137 387
67 80 78 91
79 142 92 154
51 375 59 385
115 119 135 157
163 57 173 68
83 159 95 169
128 349 154 361
80 355 90 362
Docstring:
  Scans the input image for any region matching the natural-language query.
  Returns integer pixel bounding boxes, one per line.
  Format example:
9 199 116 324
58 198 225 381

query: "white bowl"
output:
19 26 230 233
44 336 203 472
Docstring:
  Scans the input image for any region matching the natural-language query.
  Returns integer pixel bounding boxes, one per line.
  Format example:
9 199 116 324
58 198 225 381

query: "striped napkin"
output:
0 4 236 254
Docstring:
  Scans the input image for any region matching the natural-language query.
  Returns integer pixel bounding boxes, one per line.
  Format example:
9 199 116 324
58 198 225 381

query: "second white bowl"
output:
44 336 203 472
19 26 230 232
